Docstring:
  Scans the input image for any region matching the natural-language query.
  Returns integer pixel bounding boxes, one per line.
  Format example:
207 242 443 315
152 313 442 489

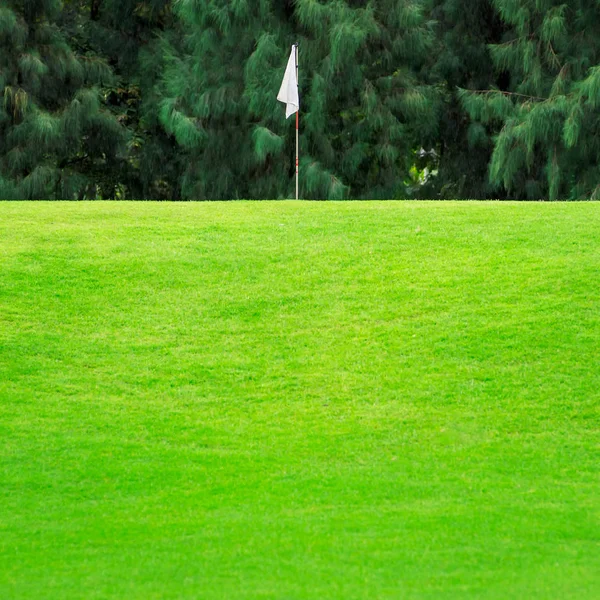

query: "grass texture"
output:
1 201 599 599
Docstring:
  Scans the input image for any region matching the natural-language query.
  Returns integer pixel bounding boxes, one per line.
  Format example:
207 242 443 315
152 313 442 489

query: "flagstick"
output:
295 43 299 201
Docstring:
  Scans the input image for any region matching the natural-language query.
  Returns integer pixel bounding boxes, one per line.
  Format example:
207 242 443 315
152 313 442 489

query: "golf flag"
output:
277 45 299 119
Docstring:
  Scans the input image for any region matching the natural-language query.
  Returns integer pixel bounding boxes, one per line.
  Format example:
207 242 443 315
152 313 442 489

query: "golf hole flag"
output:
277 44 300 200
277 45 299 118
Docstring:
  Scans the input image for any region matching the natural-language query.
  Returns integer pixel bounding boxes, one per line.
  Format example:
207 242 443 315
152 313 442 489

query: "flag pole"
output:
277 44 300 200
295 43 299 201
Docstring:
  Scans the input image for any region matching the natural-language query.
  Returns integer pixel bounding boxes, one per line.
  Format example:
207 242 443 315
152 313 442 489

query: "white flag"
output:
277 45 299 119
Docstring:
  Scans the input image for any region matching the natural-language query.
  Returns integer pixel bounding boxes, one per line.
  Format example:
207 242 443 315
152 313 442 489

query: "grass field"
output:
1 201 599 599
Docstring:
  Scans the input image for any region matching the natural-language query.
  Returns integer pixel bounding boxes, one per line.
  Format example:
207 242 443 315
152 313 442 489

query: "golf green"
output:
1 201 599 598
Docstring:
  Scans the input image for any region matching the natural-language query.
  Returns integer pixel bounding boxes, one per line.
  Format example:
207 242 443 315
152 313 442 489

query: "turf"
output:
0 201 599 599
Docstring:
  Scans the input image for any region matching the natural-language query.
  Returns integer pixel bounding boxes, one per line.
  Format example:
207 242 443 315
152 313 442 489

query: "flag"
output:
277 45 299 119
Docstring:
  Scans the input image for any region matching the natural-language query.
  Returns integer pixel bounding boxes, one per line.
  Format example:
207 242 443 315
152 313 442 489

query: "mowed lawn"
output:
1 201 599 599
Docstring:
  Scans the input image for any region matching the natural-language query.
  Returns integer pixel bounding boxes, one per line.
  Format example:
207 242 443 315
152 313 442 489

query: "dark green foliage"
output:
72 0 184 199
423 0 511 199
2 0 600 199
460 0 600 200
158 0 437 199
0 0 126 199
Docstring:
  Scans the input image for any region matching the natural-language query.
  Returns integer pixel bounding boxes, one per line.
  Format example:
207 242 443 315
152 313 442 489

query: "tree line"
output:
1 0 599 200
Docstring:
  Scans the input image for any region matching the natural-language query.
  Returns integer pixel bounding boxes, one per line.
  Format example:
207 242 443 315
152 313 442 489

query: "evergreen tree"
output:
0 0 127 199
70 0 184 198
159 0 437 200
460 0 600 200
423 0 510 198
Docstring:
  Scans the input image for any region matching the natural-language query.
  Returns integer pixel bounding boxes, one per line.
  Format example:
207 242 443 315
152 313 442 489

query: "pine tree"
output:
71 0 183 198
0 0 126 199
158 0 437 200
422 0 510 198
459 0 600 200
298 0 438 199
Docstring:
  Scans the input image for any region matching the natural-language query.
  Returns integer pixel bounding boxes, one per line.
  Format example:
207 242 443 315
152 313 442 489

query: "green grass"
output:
1 201 599 599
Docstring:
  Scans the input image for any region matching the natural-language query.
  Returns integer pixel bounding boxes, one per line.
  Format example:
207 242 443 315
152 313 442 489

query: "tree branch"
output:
468 89 548 102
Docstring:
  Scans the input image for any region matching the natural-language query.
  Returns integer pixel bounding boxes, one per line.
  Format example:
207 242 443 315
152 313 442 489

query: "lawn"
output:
1 201 599 599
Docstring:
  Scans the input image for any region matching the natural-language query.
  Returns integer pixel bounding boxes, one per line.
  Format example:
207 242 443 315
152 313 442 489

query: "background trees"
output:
75 0 183 199
424 0 509 199
460 0 600 200
159 0 436 200
1 0 599 200
0 0 126 199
